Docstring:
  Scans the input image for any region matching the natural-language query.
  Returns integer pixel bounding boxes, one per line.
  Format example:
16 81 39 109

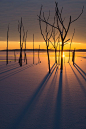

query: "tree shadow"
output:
81 57 86 59
51 65 58 86
0 61 18 68
0 60 30 73
0 63 37 81
0 63 7 67
0 65 20 75
65 66 71 98
74 63 86 81
69 63 86 97
9 63 57 129
74 63 86 75
54 71 62 129
0 60 25 72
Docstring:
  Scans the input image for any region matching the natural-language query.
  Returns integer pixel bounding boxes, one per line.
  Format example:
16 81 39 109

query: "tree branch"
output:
71 6 84 23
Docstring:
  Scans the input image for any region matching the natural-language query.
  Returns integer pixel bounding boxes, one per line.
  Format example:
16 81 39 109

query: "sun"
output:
63 52 65 57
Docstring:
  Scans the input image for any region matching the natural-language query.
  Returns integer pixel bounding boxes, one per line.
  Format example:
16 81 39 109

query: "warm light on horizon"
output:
0 41 86 50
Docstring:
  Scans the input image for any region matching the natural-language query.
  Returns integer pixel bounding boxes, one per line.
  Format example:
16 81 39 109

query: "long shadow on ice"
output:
0 63 35 81
0 65 20 75
9 63 57 129
53 71 62 129
74 63 86 81
50 65 58 86
0 62 20 73
0 61 29 74
0 61 18 69
74 63 86 75
69 63 86 97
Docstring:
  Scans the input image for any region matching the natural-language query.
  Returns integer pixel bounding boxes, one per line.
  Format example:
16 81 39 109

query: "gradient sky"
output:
0 0 86 50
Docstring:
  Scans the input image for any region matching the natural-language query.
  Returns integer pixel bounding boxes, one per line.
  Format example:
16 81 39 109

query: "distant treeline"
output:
0 49 86 52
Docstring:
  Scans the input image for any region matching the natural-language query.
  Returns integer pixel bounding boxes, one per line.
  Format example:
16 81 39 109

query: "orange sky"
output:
0 41 86 50
0 0 86 51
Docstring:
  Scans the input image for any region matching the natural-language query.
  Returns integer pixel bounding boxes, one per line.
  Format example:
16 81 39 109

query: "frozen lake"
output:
0 51 86 129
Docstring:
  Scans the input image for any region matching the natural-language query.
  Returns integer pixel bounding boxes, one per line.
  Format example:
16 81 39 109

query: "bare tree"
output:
38 45 40 63
14 50 16 62
33 34 34 64
51 17 60 63
18 17 23 66
58 37 60 64
38 2 84 71
39 6 52 73
6 24 9 65
68 29 75 63
23 27 28 64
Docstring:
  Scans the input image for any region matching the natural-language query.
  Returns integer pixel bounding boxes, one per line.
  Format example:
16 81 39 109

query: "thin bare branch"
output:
39 19 46 42
63 16 71 40
71 6 84 23
43 12 46 21
64 42 70 45
49 39 55 48
64 38 70 44
38 16 58 29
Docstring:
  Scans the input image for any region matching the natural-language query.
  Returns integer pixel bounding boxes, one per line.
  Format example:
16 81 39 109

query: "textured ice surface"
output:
0 52 86 129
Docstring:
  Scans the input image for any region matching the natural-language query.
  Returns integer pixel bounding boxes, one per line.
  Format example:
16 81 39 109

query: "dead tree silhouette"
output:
58 37 60 65
18 17 23 66
38 45 40 63
72 48 75 65
48 33 60 64
51 16 60 64
38 2 84 71
14 50 16 62
38 6 52 73
68 29 75 63
6 24 9 65
23 27 28 64
33 34 34 64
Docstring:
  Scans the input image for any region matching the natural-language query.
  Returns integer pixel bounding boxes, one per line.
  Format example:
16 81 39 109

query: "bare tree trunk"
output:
19 46 22 66
55 48 57 63
61 51 63 71
69 42 71 63
24 50 27 64
25 53 27 64
24 49 26 63
6 48 8 65
33 34 34 64
69 49 70 62
6 31 8 65
14 50 16 62
24 41 27 64
58 42 60 64
73 49 75 65
61 42 63 71
24 50 25 62
20 46 22 66
24 42 26 63
47 46 50 73
19 25 21 66
18 17 23 66
38 45 40 63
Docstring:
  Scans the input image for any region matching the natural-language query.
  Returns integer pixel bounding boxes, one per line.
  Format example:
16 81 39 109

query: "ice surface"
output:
0 51 86 129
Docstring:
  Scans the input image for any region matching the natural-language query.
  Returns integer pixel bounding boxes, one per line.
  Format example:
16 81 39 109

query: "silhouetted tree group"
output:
18 17 28 66
38 2 84 73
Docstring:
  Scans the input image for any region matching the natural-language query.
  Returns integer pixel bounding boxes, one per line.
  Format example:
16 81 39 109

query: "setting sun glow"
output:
63 52 65 57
